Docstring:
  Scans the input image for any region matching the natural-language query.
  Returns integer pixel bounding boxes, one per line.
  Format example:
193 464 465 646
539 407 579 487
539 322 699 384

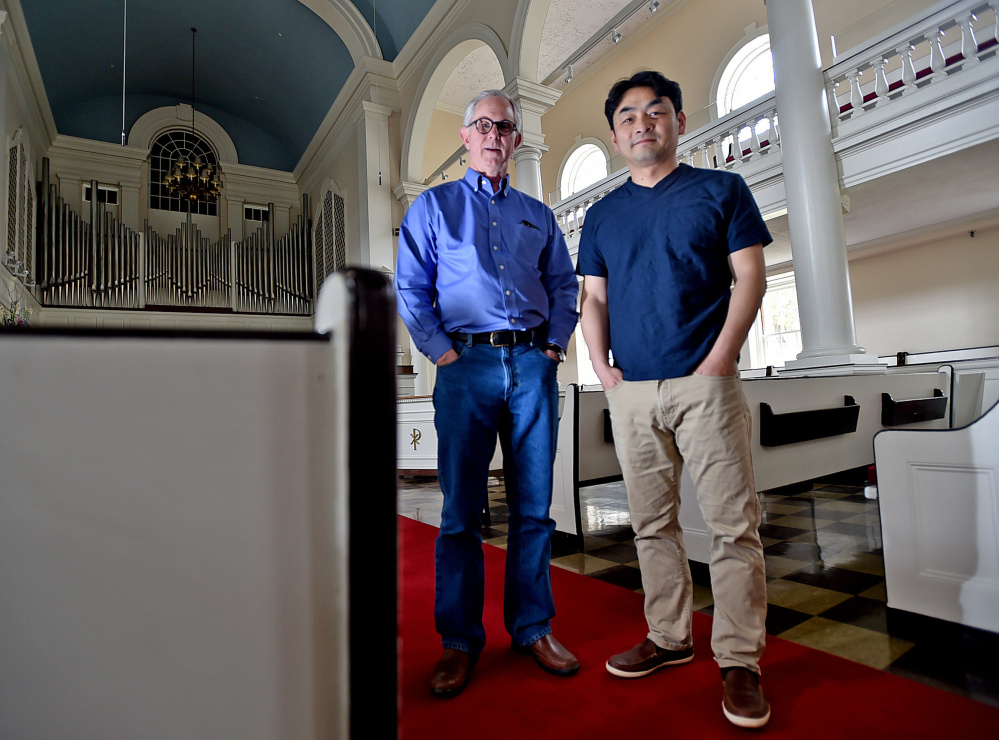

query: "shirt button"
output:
506 290 511 295
493 246 498 250
491 200 495 204
492 221 497 226
499 265 505 270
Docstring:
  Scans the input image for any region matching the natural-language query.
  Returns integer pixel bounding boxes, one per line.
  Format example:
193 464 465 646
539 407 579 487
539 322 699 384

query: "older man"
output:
395 90 579 697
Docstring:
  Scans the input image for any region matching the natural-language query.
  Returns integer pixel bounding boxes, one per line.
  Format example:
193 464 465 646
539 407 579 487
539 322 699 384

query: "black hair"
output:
604 71 683 130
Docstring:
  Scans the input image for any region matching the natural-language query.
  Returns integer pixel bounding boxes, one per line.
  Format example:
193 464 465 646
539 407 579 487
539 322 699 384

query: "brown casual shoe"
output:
722 668 771 729
429 649 477 698
606 638 693 678
512 634 580 676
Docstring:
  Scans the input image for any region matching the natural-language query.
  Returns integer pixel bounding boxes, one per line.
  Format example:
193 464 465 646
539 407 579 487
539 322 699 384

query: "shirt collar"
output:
464 167 509 196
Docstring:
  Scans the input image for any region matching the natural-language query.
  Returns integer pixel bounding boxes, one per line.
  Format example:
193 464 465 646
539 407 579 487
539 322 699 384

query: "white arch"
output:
708 23 772 119
400 24 510 185
128 104 239 164
297 0 382 62
510 0 553 82
555 137 610 201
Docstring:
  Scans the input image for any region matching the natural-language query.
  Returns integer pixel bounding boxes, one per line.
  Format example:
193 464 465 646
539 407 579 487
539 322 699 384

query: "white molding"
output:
510 0 553 82
46 135 148 190
296 0 382 61
709 23 770 121
399 24 511 184
555 136 610 200
295 56 400 194
1 0 58 150
393 0 474 89
128 104 239 164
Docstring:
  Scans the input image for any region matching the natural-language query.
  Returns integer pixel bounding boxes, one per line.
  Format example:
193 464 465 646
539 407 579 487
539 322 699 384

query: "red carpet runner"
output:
399 516 998 738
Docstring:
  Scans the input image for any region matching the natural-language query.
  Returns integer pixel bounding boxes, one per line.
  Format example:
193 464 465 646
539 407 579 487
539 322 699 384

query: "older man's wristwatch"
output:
545 343 566 362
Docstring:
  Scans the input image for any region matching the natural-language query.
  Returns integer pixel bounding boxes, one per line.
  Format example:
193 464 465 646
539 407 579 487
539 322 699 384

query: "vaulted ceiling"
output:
16 0 437 171
13 0 656 172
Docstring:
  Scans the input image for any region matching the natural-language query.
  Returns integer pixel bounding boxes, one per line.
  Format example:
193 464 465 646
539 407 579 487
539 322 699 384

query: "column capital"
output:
352 100 393 127
392 181 427 210
503 77 562 118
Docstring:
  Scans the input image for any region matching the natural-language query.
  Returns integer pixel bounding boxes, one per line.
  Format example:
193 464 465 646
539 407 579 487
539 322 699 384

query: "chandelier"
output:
163 28 222 203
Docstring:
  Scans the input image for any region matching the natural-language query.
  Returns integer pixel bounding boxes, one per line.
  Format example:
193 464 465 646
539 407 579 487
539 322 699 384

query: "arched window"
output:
559 142 608 202
149 131 220 216
716 34 775 117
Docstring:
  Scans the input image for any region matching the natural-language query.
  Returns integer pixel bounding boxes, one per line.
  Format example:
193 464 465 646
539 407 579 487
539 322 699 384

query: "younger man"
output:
577 71 772 729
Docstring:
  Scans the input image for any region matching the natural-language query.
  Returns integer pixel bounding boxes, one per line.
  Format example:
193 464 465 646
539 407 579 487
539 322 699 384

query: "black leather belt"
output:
448 327 542 347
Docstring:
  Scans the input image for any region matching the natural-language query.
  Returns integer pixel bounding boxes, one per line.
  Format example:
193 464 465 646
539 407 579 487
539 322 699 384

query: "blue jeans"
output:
433 340 559 655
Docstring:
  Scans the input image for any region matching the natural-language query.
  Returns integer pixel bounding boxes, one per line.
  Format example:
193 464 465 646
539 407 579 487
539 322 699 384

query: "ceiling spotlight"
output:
650 0 660 12
459 156 465 165
564 64 574 84
441 172 448 181
611 29 622 44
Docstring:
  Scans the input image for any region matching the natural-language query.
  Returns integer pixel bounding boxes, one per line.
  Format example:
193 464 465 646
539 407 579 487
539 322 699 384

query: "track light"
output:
564 64 574 84
650 0 660 12
459 156 465 165
611 29 622 44
441 171 448 181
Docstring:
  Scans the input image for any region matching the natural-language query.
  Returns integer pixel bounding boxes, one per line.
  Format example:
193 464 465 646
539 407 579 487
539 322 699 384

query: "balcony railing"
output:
553 0 998 243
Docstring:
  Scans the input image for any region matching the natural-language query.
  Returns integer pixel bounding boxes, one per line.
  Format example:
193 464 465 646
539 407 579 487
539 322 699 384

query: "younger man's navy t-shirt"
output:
576 163 772 381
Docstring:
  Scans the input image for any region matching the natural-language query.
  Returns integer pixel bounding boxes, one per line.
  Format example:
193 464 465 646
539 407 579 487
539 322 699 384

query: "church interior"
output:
1 0 998 736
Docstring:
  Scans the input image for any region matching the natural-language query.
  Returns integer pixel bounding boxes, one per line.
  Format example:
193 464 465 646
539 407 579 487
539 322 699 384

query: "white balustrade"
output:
550 0 997 241
828 0 997 119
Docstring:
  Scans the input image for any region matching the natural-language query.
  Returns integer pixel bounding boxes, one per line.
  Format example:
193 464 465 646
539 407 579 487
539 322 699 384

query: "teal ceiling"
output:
18 0 438 171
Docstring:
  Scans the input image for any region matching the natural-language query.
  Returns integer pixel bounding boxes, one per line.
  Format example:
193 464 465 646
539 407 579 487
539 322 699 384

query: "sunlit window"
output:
716 34 775 150
747 272 802 368
717 34 775 116
560 143 608 202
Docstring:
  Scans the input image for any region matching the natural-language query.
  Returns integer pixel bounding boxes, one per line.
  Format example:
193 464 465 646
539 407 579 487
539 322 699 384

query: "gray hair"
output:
462 90 523 134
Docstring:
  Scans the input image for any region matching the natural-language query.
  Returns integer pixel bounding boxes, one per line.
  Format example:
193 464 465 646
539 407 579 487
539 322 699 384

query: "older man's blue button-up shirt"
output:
395 168 578 364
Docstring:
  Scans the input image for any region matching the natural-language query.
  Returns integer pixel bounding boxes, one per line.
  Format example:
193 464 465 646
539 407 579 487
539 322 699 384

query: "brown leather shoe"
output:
606 638 693 678
722 668 771 729
429 649 477 698
513 634 580 676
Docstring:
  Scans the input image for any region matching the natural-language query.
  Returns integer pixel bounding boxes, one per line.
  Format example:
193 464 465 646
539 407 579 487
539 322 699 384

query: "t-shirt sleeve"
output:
726 174 773 253
575 203 608 277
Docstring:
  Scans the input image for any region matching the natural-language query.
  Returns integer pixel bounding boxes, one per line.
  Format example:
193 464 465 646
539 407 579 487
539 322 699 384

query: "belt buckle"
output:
489 330 511 347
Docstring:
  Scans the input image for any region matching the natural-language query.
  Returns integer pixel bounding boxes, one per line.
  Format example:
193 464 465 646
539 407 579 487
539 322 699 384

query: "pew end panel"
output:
874 399 999 634
1 269 397 739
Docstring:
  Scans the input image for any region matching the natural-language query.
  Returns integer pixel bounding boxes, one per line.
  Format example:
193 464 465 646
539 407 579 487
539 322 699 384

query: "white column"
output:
766 0 883 375
512 146 544 201
354 101 394 273
504 77 562 203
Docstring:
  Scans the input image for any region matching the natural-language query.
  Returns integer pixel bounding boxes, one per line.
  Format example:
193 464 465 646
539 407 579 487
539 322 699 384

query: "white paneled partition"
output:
0 270 397 739
874 399 999 633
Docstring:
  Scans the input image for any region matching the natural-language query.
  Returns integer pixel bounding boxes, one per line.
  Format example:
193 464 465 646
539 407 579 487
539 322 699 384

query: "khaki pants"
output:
605 373 767 673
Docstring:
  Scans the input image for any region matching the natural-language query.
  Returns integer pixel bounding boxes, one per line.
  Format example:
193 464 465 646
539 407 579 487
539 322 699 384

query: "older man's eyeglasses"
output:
469 118 518 136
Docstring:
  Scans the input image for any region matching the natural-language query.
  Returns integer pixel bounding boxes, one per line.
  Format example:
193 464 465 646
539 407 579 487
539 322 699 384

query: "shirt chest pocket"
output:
507 223 547 273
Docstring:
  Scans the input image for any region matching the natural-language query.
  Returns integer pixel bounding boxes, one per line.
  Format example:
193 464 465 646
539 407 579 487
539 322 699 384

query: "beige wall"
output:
423 108 464 183
851 226 999 356
537 0 901 198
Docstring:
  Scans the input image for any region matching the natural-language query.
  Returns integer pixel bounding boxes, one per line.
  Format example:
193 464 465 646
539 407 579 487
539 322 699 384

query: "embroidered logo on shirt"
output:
520 220 541 231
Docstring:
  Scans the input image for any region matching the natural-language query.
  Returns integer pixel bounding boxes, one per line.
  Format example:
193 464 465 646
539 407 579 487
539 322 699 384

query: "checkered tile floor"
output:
398 471 999 707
